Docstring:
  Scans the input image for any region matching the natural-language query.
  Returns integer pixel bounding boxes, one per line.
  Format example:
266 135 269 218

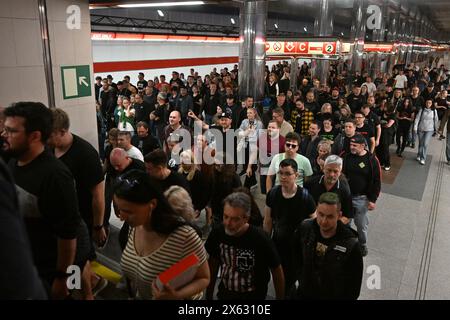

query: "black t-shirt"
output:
158 171 190 193
347 94 365 113
320 127 339 142
397 103 415 125
134 102 154 124
108 158 146 182
410 95 425 111
380 112 397 134
435 97 450 110
181 170 210 211
355 123 374 147
9 151 80 280
136 80 148 92
266 185 316 243
57 135 104 225
365 111 381 133
304 176 353 218
131 134 159 157
205 225 281 299
343 152 371 196
208 125 237 163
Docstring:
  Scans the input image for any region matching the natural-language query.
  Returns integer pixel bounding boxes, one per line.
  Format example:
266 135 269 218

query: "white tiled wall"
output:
0 0 46 107
13 19 43 67
47 0 97 148
0 18 16 68
92 40 239 62
0 0 98 149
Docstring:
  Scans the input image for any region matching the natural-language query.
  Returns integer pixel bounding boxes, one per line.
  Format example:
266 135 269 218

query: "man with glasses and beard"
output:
2 102 81 299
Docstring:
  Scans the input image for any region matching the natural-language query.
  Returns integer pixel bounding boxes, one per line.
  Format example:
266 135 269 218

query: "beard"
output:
2 140 29 158
325 177 338 185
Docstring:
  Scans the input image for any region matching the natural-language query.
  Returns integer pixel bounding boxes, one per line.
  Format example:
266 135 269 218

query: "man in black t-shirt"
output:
3 102 80 299
136 72 148 94
206 192 285 300
355 110 375 154
49 108 107 299
362 99 381 147
133 93 154 125
342 135 381 257
144 148 190 193
131 121 159 157
347 85 365 113
264 158 316 295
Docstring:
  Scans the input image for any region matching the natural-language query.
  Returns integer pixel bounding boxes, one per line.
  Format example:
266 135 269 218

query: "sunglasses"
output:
285 143 298 149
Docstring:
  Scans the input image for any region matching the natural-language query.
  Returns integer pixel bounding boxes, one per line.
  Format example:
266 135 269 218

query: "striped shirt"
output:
121 225 206 299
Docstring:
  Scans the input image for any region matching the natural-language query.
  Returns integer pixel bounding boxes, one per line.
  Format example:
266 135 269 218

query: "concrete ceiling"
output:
89 0 450 40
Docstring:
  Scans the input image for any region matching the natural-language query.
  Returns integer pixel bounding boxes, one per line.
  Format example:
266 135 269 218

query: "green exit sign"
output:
61 65 92 99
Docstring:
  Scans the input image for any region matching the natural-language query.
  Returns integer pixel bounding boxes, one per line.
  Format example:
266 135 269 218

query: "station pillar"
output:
313 0 334 86
371 0 388 77
349 0 366 75
238 0 268 103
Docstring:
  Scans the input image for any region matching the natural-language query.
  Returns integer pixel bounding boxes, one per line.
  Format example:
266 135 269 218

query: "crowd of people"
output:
1 57 449 300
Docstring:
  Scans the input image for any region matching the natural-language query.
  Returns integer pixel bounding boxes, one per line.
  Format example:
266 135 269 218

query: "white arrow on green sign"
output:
61 65 92 99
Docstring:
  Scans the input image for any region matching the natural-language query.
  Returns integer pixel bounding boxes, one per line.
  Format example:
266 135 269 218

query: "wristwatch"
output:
93 224 103 231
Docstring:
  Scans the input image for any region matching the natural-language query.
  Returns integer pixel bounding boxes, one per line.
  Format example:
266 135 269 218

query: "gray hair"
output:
223 192 251 218
164 186 195 221
324 154 343 168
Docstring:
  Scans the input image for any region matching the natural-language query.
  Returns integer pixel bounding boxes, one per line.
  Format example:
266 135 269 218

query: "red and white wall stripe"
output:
92 32 280 83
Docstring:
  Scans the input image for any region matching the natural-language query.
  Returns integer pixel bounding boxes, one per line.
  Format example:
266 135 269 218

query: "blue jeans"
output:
352 195 369 247
409 125 415 145
417 131 433 161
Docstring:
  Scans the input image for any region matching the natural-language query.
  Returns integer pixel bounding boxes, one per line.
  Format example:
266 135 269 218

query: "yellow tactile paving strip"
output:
91 261 122 284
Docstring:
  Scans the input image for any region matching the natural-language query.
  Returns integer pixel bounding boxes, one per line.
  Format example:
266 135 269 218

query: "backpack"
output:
417 108 436 132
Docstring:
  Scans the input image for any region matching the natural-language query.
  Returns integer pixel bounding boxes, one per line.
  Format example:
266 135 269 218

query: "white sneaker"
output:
416 156 421 161
420 160 425 165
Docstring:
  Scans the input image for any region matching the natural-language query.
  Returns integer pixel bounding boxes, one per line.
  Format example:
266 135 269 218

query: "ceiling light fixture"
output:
231 18 235 25
341 32 344 36
274 23 278 29
303 26 307 32
118 1 205 8
157 10 165 17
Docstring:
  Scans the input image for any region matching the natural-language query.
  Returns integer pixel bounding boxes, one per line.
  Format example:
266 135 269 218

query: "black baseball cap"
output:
350 134 366 145
218 108 232 119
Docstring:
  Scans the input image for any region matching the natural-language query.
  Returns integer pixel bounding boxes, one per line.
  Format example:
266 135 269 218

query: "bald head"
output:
110 148 131 172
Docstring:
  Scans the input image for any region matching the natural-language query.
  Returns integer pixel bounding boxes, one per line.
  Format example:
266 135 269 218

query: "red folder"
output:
155 253 200 290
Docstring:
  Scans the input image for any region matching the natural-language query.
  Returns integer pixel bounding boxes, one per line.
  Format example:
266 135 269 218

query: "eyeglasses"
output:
285 143 298 149
2 127 25 136
115 175 139 191
277 171 295 177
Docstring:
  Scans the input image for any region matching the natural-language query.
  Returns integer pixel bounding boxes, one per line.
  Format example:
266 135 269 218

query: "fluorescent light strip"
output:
118 1 205 8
